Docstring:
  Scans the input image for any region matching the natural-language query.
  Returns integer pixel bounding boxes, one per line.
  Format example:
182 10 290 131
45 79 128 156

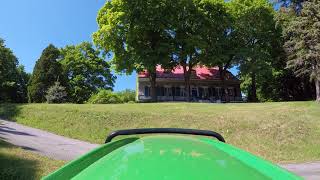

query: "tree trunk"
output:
149 71 157 102
250 72 257 102
183 65 191 102
316 79 320 102
219 66 229 103
185 76 191 102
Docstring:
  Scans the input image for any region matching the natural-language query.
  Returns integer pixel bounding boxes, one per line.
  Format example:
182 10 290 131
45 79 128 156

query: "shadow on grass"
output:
0 140 38 180
0 103 22 122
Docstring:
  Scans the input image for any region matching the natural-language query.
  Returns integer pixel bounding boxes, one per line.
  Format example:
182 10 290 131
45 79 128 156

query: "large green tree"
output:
166 0 231 101
170 0 206 101
60 42 116 103
0 38 29 103
28 44 65 103
200 0 237 102
281 0 320 102
229 0 278 102
256 20 315 102
0 38 18 102
93 0 176 102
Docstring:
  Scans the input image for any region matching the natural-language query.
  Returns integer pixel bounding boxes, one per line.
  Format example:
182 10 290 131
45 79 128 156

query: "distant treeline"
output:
0 41 134 104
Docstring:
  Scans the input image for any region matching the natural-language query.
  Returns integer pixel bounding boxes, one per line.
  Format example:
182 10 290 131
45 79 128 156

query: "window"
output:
191 87 197 97
198 87 204 98
175 87 181 96
204 88 209 98
216 87 222 97
172 87 175 97
221 88 226 96
180 87 185 97
156 87 160 96
228 88 234 96
211 87 216 97
166 87 172 96
144 86 150 97
209 87 216 97
157 87 165 96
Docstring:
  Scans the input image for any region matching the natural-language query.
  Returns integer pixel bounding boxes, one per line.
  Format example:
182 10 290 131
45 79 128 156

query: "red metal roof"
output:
138 65 238 81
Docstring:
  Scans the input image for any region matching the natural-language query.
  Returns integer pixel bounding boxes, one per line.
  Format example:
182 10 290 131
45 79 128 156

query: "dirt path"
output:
0 119 319 179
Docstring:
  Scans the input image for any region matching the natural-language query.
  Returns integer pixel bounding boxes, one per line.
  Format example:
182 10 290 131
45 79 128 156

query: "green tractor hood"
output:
43 128 301 180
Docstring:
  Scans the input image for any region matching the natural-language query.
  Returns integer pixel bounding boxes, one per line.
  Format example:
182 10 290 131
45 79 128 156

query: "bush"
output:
117 89 136 103
88 89 136 104
87 90 122 104
45 82 67 103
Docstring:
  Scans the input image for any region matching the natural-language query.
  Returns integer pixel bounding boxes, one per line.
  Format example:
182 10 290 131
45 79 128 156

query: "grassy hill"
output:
0 102 319 163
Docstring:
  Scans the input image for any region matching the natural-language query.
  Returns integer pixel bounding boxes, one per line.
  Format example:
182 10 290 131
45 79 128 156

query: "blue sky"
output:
0 0 237 91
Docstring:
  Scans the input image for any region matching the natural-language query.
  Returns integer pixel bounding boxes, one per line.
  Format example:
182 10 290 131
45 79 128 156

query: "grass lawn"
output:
0 140 65 180
0 101 319 163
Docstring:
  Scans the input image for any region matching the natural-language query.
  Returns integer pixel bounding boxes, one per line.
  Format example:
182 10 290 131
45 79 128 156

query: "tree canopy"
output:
27 44 66 103
93 0 180 101
60 42 116 103
281 0 320 102
0 38 29 103
94 0 234 101
228 0 278 101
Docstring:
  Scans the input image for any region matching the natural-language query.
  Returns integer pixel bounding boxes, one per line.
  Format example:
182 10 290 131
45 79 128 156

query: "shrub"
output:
45 82 67 103
88 89 136 104
87 90 122 104
117 89 136 103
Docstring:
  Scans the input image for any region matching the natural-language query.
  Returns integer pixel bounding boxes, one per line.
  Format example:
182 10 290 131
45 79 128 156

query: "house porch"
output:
138 82 242 102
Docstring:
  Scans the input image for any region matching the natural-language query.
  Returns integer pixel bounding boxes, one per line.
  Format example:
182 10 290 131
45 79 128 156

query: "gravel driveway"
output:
0 119 319 179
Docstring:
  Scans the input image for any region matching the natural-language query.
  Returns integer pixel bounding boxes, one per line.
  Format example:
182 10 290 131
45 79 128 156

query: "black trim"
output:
105 128 225 143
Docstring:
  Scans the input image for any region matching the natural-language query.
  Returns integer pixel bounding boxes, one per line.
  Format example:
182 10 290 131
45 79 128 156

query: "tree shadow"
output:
0 140 38 180
0 103 22 122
